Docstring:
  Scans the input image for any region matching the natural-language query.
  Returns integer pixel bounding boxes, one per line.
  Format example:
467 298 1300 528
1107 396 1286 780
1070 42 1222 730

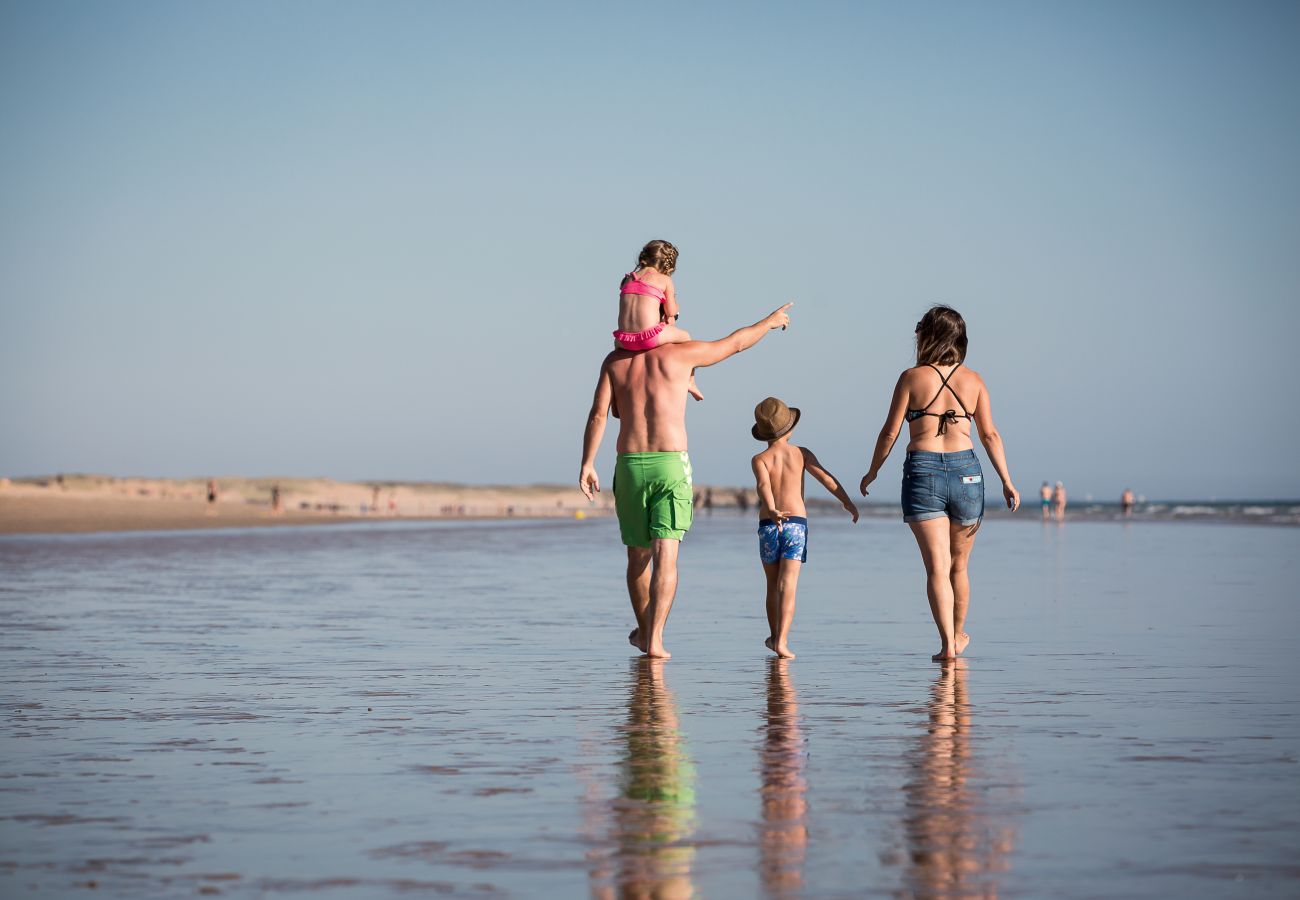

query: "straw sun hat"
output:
752 397 801 441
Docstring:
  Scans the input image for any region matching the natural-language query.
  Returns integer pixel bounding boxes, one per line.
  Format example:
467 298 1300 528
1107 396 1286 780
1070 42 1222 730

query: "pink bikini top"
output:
619 271 666 303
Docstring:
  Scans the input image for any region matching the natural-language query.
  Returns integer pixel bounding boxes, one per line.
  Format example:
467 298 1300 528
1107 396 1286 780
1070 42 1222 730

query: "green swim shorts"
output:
613 451 694 548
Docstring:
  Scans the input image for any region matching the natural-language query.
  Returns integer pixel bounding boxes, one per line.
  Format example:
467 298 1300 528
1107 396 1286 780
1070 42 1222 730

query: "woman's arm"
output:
972 376 1020 511
860 373 910 496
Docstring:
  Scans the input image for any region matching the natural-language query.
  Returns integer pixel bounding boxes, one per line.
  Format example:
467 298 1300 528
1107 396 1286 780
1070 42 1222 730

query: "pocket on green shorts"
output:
671 484 694 533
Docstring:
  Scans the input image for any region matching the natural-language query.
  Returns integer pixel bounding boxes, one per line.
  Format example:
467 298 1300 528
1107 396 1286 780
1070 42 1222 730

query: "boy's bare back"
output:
752 441 811 518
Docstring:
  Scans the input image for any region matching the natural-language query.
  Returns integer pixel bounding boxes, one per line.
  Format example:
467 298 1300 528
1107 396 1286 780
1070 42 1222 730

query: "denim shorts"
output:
901 450 984 526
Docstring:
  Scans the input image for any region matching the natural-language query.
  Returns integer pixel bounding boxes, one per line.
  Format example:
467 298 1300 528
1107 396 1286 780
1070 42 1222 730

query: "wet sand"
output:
1 515 1297 897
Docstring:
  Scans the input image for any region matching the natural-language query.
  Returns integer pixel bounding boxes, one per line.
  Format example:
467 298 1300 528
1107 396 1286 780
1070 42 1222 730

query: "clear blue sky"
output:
2 1 1298 500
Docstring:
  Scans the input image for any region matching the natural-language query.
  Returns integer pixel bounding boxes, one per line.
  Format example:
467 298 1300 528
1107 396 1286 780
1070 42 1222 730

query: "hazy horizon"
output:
3 1 1298 500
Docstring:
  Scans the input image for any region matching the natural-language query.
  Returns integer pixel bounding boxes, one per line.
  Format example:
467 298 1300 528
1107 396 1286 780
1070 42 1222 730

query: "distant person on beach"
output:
751 397 859 659
580 302 795 658
1053 481 1067 522
1121 488 1135 518
859 306 1020 661
270 484 282 515
206 479 218 515
613 240 704 402
1040 482 1052 521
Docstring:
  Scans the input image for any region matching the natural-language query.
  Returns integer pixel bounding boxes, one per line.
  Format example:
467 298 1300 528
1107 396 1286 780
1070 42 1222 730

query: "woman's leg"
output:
948 520 980 655
909 518 956 660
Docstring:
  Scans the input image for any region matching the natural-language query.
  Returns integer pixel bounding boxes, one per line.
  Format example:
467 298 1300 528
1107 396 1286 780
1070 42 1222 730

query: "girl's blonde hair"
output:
637 239 678 275
915 305 968 367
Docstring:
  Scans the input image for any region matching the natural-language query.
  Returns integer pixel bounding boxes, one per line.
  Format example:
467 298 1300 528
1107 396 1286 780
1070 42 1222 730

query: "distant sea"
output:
807 498 1300 526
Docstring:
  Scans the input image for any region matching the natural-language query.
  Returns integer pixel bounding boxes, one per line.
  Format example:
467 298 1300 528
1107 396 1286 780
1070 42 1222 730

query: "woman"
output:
860 306 1020 660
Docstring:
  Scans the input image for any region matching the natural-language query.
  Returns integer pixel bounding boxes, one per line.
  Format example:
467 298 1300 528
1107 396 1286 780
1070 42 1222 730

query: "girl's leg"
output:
656 325 704 401
908 518 956 660
948 520 980 655
772 559 801 658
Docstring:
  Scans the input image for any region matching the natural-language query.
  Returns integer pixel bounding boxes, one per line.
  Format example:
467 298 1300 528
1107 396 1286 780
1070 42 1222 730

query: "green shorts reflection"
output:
589 658 696 899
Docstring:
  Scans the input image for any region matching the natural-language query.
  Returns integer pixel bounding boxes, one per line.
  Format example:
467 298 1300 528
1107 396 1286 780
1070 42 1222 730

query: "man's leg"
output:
644 538 680 659
626 546 652 652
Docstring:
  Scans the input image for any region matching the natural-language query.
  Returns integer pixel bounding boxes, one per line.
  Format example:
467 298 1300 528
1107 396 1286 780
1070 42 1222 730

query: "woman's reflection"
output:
591 658 696 899
758 657 808 896
900 661 1016 898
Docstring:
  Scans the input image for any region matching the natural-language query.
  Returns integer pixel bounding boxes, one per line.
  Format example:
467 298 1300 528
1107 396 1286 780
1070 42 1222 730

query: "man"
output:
579 303 794 658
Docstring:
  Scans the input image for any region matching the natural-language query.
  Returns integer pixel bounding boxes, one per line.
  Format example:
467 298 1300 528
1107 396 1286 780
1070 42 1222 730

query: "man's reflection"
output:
899 661 1016 898
758 658 808 896
591 658 696 899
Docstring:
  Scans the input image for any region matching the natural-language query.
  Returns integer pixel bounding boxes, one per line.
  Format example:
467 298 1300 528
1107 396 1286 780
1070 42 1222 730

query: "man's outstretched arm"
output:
579 360 614 500
679 303 793 369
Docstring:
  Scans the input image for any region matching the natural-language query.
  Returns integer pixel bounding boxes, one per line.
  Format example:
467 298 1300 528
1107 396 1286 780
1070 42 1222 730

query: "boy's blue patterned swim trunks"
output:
758 516 808 565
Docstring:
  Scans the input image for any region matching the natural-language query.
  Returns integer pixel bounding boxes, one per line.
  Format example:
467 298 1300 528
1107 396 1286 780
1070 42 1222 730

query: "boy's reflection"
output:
900 661 1016 898
591 658 696 899
758 658 809 896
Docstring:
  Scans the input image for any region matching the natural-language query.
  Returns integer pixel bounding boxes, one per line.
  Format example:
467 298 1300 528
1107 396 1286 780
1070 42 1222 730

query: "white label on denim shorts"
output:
962 475 982 484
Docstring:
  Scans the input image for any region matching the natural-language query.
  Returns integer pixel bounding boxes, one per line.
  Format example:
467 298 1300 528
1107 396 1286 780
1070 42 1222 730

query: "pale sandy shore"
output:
0 475 627 535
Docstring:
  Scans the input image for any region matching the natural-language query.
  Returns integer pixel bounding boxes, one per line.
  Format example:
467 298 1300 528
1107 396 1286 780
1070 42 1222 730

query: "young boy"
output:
751 397 859 658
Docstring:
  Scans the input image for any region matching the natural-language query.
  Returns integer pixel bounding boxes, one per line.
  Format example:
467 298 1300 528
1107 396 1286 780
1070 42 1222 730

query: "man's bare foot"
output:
955 632 971 655
644 643 671 659
931 648 957 661
764 636 795 659
628 628 646 652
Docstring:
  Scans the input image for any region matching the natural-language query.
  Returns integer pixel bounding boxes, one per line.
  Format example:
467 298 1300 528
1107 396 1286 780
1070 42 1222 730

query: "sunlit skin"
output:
759 658 808 896
617 264 703 401
860 362 1019 661
581 304 794 658
752 435 858 658
1053 481 1068 523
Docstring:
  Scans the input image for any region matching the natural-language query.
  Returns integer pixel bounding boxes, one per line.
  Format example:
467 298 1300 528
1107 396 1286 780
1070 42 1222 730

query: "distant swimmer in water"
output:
860 306 1020 661
750 397 859 659
1052 481 1067 522
1040 482 1052 521
581 302 794 659
1121 488 1134 518
612 239 703 402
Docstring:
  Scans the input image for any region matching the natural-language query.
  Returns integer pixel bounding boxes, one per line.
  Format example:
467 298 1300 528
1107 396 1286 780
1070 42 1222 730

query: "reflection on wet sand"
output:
900 662 1016 898
758 658 808 897
590 658 697 899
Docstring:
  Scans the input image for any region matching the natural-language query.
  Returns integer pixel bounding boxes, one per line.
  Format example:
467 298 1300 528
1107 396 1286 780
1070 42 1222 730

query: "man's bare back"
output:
604 346 693 453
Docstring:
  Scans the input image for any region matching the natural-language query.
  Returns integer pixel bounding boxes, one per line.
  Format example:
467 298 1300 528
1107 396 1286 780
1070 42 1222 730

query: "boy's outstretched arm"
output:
751 455 789 525
802 448 859 523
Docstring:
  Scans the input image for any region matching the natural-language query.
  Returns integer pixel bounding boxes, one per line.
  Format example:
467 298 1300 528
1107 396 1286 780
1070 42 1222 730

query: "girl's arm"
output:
802 448 859 522
860 373 910 496
971 376 1020 511
751 456 787 524
661 277 680 322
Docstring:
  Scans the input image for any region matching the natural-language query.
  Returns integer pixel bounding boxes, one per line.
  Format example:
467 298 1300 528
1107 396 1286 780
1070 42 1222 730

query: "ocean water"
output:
1 514 1298 898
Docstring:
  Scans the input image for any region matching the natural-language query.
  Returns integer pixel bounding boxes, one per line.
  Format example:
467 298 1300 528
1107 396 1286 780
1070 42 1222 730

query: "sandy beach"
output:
0 475 624 535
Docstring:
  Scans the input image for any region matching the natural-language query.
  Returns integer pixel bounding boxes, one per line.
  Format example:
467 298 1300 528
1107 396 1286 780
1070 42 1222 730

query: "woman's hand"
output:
859 471 877 496
1003 482 1020 512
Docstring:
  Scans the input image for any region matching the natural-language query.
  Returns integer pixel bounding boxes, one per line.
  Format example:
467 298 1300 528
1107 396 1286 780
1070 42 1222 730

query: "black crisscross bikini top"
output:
905 364 973 436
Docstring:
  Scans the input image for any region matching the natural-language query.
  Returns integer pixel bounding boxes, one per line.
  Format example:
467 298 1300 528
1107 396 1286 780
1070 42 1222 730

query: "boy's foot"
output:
628 628 645 652
955 632 971 655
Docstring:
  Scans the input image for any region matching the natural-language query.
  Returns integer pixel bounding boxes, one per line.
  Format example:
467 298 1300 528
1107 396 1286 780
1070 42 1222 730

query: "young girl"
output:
613 239 703 401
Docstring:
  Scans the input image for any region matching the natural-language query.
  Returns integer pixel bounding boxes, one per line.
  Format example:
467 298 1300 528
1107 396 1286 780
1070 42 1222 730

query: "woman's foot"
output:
955 632 971 655
932 646 957 661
